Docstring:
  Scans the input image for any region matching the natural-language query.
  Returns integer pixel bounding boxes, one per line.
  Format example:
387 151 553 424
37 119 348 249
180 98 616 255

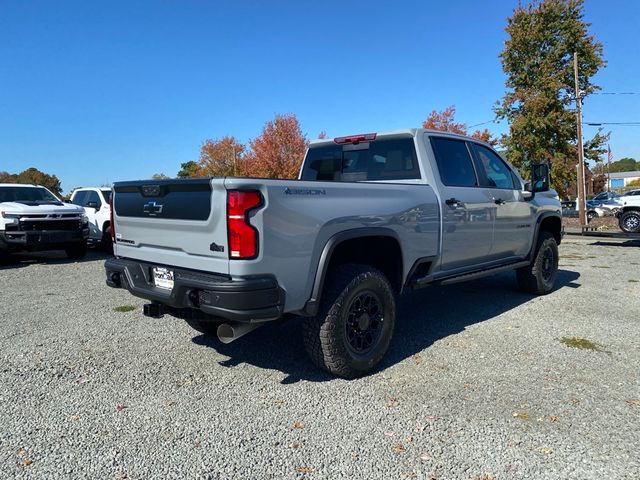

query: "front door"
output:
428 136 494 271
470 143 533 258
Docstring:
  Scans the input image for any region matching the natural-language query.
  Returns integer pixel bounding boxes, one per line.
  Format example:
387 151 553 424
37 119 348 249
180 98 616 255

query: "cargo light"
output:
227 190 262 259
333 133 377 145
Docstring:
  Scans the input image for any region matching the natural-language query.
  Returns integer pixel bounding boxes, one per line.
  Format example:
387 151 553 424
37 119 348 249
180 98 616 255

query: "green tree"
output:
609 157 639 173
495 0 607 198
151 173 170 180
176 160 200 178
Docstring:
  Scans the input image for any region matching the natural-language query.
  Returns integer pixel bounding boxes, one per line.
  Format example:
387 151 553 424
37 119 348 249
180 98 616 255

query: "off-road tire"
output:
516 231 559 295
302 264 396 379
65 242 88 260
619 211 640 233
174 308 224 336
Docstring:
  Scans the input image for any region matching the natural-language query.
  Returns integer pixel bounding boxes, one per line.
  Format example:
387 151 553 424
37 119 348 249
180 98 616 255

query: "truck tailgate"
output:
112 178 229 275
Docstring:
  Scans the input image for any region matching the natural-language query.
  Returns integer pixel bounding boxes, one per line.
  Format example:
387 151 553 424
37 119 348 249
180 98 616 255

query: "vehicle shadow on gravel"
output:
0 248 112 270
192 269 580 384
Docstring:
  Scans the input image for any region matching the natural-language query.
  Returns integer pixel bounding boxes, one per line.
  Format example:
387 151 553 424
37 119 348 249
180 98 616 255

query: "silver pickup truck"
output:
105 129 562 378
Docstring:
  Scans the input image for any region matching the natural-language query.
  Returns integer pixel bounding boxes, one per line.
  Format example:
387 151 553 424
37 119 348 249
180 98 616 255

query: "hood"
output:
0 201 85 215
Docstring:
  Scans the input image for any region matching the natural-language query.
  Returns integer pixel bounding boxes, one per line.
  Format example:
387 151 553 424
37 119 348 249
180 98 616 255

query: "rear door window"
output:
300 137 420 181
429 137 477 187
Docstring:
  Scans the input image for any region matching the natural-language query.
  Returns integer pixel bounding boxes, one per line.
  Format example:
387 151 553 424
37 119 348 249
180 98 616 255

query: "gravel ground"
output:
1 238 639 480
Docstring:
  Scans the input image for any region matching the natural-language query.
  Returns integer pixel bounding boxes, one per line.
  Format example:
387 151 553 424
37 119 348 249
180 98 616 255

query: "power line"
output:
590 92 640 95
467 119 499 128
585 122 640 126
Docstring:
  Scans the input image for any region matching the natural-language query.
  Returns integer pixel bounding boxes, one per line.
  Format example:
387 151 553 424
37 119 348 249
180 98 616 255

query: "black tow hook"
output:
143 303 164 318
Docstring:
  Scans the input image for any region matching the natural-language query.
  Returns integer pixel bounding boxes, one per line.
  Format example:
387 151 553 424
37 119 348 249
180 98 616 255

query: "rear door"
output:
428 136 494 270
112 178 230 274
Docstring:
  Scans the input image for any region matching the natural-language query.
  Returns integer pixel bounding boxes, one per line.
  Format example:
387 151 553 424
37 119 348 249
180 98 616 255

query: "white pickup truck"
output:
0 183 89 260
105 129 562 377
70 187 113 249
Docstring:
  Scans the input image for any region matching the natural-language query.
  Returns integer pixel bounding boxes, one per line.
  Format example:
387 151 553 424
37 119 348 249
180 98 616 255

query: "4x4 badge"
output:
143 201 163 215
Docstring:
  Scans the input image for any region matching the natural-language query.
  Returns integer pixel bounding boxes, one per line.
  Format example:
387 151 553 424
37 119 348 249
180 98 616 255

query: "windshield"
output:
0 186 60 204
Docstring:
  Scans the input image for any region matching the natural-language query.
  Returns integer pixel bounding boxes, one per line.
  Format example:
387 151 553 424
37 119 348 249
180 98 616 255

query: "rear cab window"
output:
300 136 421 182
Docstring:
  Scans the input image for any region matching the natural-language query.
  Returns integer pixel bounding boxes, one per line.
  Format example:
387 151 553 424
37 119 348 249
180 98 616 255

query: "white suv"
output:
70 187 113 248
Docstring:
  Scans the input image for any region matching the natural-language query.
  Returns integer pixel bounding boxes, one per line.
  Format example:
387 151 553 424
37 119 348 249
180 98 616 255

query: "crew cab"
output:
105 129 562 378
0 184 89 260
70 187 113 249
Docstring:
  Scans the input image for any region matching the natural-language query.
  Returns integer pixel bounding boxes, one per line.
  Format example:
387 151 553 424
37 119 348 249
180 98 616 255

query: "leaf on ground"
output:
627 399 640 407
425 415 438 422
540 447 552 455
548 415 558 422
383 431 394 437
387 396 399 408
116 404 127 412
20 458 33 467
296 466 313 474
290 441 301 449
513 411 529 420
411 354 422 365
392 443 405 454
471 476 495 480
570 398 580 405
420 452 431 462
165 400 176 407
16 448 26 457
115 473 128 480
292 420 305 429
273 399 284 408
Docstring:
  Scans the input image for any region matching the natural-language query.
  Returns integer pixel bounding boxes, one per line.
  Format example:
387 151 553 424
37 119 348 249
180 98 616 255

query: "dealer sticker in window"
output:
152 267 174 290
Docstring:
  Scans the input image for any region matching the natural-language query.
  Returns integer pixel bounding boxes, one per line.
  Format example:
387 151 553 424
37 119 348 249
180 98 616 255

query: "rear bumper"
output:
0 228 89 250
104 257 284 323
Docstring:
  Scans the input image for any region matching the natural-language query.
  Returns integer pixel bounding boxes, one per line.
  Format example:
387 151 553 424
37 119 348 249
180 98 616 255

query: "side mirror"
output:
531 163 550 192
86 201 99 210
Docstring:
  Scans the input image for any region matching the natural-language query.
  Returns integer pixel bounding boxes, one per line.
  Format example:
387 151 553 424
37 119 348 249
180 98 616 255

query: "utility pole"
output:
574 52 587 226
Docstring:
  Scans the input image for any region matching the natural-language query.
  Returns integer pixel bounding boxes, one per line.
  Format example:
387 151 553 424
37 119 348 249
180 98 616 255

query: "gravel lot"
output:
1 237 639 480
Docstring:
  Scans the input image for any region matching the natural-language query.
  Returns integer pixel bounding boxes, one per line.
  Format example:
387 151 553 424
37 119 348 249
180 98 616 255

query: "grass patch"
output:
560 336 604 352
114 305 136 313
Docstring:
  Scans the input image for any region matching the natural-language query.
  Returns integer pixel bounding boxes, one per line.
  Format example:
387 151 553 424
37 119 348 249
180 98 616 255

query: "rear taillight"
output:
109 193 115 241
227 190 262 259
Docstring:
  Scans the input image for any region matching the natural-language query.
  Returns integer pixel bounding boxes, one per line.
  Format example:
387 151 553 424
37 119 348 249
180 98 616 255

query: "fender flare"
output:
301 227 402 316
527 212 562 260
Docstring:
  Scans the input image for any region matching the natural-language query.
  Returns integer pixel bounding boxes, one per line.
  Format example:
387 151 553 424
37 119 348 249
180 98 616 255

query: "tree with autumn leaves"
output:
422 106 497 145
184 114 308 179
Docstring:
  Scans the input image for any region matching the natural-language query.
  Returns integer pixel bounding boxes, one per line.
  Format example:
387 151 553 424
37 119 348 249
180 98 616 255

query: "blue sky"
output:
1 0 639 193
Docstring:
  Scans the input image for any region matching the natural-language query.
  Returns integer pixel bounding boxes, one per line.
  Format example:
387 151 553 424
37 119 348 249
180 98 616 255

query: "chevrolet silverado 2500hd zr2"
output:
0 183 89 260
105 129 562 378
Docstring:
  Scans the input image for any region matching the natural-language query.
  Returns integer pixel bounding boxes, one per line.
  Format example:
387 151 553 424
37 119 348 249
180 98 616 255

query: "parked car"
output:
0 183 89 260
105 129 562 378
562 200 598 221
70 187 113 250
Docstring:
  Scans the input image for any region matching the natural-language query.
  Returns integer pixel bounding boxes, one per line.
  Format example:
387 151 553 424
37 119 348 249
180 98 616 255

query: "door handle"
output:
494 198 506 205
445 198 461 206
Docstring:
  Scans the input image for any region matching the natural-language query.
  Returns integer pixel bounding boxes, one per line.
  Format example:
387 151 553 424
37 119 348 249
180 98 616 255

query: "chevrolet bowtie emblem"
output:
143 201 163 215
